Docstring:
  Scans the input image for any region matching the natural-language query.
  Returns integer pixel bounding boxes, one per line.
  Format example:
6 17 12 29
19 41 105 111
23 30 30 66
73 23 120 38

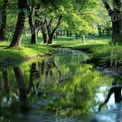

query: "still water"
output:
0 48 121 122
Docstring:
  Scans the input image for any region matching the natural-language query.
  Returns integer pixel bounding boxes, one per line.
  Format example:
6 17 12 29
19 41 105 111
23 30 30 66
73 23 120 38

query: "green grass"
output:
50 35 110 49
90 45 122 66
1 35 121 68
49 35 122 67
0 41 53 67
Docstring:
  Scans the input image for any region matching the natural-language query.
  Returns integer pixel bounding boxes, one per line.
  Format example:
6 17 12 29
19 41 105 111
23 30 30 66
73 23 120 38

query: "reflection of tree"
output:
13 66 28 113
2 69 9 101
0 69 9 103
41 57 61 82
44 64 112 117
28 62 41 94
0 55 116 121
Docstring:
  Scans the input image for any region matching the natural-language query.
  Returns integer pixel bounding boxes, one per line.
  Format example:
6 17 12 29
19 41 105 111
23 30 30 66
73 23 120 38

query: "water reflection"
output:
13 66 29 114
93 81 122 122
99 82 122 111
0 49 121 122
41 57 62 83
92 103 122 122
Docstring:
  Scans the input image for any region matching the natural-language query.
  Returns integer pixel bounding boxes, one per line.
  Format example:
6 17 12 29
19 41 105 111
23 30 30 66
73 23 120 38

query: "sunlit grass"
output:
90 44 122 66
1 35 121 68
0 41 52 67
48 35 122 67
50 35 110 48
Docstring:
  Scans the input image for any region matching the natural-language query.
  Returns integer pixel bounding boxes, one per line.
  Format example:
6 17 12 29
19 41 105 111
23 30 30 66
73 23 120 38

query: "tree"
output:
102 0 122 44
9 0 28 48
27 0 41 44
60 0 100 37
0 0 9 41
39 1 64 44
40 19 48 43
46 14 63 44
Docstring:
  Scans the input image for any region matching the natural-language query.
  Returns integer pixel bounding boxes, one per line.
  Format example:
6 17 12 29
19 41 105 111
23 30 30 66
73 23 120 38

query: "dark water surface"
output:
0 48 121 122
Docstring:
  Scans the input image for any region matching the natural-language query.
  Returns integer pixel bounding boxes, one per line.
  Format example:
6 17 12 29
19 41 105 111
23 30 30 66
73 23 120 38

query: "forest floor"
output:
0 35 122 70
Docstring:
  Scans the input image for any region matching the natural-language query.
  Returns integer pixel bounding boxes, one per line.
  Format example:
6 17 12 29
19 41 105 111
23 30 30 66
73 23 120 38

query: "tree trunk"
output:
42 31 48 43
112 9 121 44
98 26 102 36
30 26 38 44
28 8 37 44
46 18 53 44
76 33 79 39
28 5 40 44
47 14 63 44
40 19 48 43
9 0 28 48
66 30 70 37
48 33 53 44
102 0 122 44
0 0 9 41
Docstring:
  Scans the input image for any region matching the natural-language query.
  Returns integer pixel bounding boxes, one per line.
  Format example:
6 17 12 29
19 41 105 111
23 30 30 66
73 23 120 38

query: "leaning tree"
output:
9 0 28 48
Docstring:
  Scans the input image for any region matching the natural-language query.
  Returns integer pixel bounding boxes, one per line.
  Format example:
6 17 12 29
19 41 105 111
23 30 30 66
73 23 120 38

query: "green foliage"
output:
90 45 122 66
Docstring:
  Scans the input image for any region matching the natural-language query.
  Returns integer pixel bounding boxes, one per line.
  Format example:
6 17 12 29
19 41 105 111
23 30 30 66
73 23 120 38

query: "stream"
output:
0 48 121 122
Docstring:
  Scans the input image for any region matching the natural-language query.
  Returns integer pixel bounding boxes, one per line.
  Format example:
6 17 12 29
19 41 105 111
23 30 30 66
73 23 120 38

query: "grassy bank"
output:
50 35 122 68
0 41 53 67
73 44 122 68
0 35 122 69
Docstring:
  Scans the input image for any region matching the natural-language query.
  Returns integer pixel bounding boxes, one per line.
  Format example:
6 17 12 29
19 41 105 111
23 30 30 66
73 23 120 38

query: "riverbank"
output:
72 44 122 66
49 36 122 77
1 36 122 74
71 44 122 78
50 36 122 68
0 42 53 68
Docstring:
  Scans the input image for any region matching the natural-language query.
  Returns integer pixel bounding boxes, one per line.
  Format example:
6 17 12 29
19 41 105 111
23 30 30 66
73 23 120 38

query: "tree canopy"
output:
0 0 121 47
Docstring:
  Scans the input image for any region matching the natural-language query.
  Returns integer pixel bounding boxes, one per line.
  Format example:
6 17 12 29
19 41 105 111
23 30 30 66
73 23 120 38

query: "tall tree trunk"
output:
48 33 53 44
40 19 48 43
28 5 40 44
112 0 122 44
102 0 122 44
33 5 40 44
0 0 9 41
30 26 38 44
9 0 28 48
28 8 36 44
112 9 121 44
46 18 53 44
42 31 48 43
